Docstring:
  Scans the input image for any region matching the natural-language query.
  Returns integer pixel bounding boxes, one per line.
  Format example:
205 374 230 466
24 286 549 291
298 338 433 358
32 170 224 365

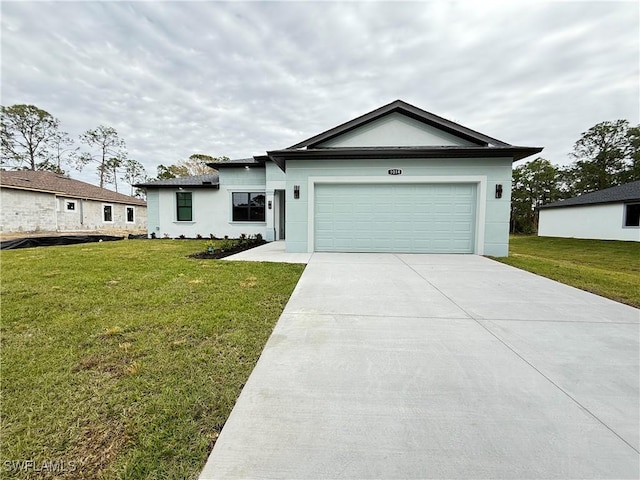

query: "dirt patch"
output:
67 419 129 479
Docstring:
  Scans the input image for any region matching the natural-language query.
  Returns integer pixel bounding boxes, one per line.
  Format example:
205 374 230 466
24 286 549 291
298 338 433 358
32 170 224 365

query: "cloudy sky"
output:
2 1 638 188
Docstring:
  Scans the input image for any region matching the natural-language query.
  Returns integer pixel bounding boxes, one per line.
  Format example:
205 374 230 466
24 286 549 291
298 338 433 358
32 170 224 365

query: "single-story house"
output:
538 180 640 242
0 170 147 234
138 100 542 256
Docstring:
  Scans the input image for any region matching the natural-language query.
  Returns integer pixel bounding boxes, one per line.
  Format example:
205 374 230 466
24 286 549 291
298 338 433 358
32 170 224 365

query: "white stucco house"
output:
139 100 542 256
0 170 147 234
538 180 640 242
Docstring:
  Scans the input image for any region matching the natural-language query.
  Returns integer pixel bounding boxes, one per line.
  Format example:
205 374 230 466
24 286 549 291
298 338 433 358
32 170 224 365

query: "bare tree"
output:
120 158 147 196
45 130 77 173
77 126 126 188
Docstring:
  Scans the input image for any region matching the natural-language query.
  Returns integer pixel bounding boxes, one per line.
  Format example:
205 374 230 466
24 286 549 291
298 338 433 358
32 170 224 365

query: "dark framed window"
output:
232 192 265 222
624 203 640 227
126 206 135 223
66 201 76 211
103 204 113 222
176 192 193 221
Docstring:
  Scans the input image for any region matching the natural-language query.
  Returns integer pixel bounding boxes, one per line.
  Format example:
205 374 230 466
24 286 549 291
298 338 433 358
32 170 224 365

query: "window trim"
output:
231 191 266 223
623 202 640 228
102 203 114 223
65 200 77 212
176 191 193 222
126 206 135 224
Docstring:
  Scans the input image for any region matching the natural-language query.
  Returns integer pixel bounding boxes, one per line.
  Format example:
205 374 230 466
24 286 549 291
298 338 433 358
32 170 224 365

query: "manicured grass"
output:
495 236 640 308
0 240 304 479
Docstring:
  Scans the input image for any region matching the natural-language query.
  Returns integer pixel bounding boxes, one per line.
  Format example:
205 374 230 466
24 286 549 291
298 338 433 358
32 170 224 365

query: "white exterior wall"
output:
1 188 57 232
538 203 640 242
149 186 267 239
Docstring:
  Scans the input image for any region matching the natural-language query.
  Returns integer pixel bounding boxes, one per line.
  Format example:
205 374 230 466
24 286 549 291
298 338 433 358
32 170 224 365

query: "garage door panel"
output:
314 183 476 253
454 204 474 214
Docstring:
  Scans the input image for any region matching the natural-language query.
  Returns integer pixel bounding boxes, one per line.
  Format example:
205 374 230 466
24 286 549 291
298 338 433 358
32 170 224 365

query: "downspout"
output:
55 195 59 232
79 198 84 226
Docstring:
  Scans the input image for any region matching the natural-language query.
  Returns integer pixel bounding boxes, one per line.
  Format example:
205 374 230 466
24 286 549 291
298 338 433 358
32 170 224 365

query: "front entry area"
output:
313 183 476 253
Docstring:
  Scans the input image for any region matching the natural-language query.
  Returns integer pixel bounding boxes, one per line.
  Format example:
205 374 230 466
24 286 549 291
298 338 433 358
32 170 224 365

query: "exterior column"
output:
265 190 276 241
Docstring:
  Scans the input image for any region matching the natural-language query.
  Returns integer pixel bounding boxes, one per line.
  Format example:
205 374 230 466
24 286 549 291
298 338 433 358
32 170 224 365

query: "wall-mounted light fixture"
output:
495 184 503 199
293 185 300 199
268 200 272 210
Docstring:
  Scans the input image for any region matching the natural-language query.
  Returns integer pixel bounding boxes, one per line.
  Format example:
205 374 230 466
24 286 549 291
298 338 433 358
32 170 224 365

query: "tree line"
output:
156 153 229 179
1 104 230 197
1 104 147 196
512 120 639 233
3 104 638 230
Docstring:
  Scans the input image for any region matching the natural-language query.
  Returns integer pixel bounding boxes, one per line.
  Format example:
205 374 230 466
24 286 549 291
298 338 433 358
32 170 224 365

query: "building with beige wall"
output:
0 170 146 235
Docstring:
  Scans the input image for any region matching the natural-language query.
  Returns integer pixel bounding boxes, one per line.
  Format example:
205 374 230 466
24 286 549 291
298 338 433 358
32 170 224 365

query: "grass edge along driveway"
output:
0 240 304 479
494 235 640 308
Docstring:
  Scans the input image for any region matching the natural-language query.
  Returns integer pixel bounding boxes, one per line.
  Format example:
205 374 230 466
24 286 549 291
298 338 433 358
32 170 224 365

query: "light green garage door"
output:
314 183 476 253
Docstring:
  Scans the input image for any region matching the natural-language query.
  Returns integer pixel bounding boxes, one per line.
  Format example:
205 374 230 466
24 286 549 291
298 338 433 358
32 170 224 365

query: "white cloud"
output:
1 1 638 186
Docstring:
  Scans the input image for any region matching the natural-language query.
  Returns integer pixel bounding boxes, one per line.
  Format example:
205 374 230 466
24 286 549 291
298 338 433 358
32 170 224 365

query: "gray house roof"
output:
270 100 541 171
135 174 219 188
288 99 513 149
208 157 265 169
540 180 640 209
207 100 543 172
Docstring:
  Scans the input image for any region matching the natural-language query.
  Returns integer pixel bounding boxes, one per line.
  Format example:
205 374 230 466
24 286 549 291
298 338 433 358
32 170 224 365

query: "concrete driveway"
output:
200 253 639 479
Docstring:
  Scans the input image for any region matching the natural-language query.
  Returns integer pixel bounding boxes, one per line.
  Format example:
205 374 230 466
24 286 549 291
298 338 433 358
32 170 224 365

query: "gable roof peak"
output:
288 100 511 150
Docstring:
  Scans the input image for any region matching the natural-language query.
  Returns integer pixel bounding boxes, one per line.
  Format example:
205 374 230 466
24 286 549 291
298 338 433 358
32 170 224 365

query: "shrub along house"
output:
139 100 542 256
0 170 147 235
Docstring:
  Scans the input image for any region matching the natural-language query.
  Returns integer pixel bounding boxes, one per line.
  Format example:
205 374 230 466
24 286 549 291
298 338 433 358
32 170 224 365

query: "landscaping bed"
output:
188 239 267 260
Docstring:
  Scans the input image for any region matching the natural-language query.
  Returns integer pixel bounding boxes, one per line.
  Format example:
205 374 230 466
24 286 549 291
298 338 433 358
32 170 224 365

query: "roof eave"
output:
207 162 263 169
540 198 640 209
268 146 543 171
206 155 267 170
135 183 219 189
2 183 146 205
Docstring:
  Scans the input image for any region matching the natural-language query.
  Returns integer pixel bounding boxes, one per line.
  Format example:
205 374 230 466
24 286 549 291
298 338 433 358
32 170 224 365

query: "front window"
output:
176 192 192 221
65 200 76 212
232 192 265 222
126 206 135 223
103 204 113 223
624 203 640 227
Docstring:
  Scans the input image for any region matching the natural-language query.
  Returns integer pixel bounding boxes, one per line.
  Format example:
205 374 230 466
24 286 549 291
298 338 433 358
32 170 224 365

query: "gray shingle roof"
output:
135 174 219 188
540 180 640 209
0 170 146 205
207 157 264 168
288 99 516 149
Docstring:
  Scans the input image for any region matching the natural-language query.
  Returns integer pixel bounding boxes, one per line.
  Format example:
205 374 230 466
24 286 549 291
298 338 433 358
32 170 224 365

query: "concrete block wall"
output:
0 189 57 232
0 189 147 234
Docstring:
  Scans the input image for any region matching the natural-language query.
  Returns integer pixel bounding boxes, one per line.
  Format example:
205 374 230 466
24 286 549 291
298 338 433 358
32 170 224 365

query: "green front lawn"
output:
496 236 640 308
0 240 304 479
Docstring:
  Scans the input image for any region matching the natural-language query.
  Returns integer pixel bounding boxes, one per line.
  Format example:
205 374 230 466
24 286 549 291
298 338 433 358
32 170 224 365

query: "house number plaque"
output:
388 169 403 175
